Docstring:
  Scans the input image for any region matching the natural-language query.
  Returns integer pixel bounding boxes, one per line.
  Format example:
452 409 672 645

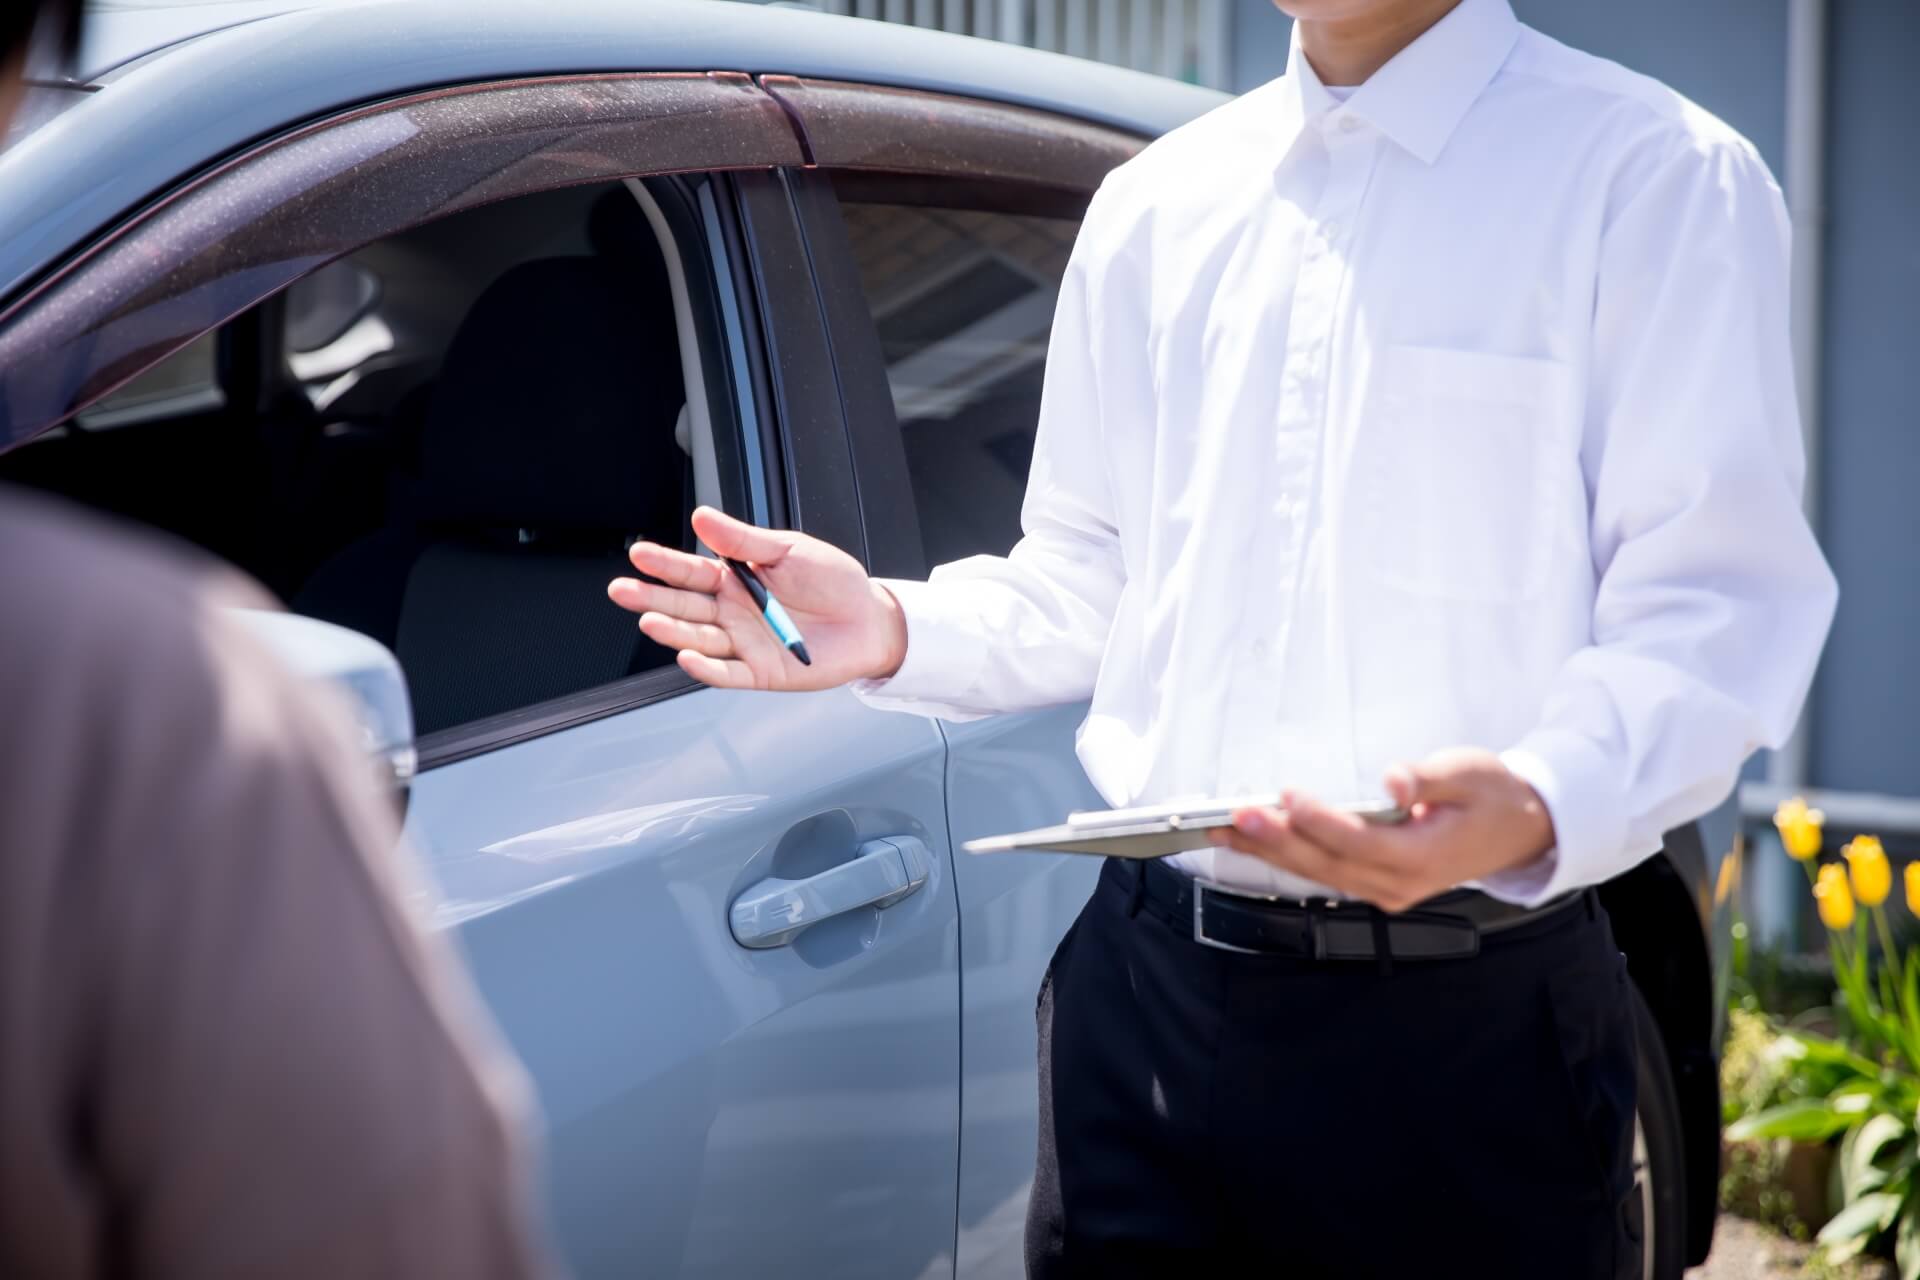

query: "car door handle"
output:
729 836 933 949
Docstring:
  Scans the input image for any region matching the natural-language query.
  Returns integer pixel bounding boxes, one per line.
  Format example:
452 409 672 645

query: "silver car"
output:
0 3 1736 1276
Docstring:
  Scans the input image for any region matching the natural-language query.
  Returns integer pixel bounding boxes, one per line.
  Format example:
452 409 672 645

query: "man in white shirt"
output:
610 0 1836 1273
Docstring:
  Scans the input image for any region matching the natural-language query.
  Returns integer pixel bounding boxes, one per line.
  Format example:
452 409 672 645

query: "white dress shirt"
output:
853 0 1837 905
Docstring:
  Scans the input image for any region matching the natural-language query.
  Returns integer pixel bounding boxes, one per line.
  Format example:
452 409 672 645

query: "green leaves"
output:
1843 1113 1908 1199
1725 893 1920 1270
1729 1099 1855 1143
1818 1191 1902 1262
1772 1026 1885 1079
1896 1201 1920 1280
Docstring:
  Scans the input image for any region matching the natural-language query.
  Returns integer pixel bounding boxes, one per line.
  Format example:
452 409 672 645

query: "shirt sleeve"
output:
850 181 1132 721
1479 136 1838 906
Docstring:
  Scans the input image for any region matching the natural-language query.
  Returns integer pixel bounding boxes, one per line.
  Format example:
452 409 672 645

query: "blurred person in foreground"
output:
0 5 554 1277
611 0 1836 1275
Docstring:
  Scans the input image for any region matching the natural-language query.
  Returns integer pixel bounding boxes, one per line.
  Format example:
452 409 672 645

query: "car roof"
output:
0 0 1227 303
74 2 324 83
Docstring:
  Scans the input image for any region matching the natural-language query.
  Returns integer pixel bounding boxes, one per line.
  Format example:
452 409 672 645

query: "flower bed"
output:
1720 801 1920 1276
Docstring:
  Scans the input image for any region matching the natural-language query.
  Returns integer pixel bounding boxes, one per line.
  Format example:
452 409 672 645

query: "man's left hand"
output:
1206 747 1555 912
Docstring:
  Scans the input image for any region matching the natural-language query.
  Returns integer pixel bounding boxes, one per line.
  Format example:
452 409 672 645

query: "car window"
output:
831 179 1081 566
0 177 750 740
76 331 224 429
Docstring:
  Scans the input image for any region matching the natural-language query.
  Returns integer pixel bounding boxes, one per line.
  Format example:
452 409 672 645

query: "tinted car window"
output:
0 179 731 738
835 191 1080 566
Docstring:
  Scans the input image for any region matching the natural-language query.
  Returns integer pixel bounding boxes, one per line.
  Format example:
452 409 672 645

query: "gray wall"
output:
1809 0 1920 797
1509 0 1787 172
1230 0 1290 92
1226 1 1920 800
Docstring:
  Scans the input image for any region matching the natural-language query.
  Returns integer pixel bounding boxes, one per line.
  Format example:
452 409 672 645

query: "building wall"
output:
1230 0 1290 91
1810 0 1920 798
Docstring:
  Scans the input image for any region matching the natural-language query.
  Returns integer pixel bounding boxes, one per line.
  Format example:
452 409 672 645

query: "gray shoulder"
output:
0 488 302 767
0 489 271 647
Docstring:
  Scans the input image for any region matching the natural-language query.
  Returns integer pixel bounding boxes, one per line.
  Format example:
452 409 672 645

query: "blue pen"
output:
725 558 812 666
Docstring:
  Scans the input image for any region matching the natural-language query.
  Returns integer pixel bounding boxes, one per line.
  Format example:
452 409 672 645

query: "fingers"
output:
676 650 760 690
1207 804 1430 912
608 577 721 624
1209 819 1412 908
1283 794 1403 867
1383 764 1419 811
625 540 727 593
690 506 795 566
1386 748 1492 809
638 613 734 659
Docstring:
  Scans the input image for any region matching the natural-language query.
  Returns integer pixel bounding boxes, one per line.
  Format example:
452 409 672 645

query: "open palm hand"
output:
608 507 904 692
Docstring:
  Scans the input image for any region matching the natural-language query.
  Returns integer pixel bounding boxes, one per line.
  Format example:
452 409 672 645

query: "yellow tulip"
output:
1844 835 1892 908
1815 862 1856 930
1774 795 1825 861
1906 861 1920 916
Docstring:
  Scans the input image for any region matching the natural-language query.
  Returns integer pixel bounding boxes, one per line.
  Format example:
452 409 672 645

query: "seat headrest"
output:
419 255 683 536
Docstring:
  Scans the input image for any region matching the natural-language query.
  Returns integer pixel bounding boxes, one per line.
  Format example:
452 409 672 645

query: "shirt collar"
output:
1272 0 1521 165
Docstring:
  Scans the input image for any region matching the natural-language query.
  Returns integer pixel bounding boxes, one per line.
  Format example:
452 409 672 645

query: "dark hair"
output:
2 0 85 77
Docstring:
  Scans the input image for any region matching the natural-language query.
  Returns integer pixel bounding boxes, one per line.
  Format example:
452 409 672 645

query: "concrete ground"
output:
1686 1216 1894 1279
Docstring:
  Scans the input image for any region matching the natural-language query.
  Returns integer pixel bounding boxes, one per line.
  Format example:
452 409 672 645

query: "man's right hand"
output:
607 506 907 691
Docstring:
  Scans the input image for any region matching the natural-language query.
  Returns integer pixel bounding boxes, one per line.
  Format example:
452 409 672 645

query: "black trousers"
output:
1026 858 1641 1279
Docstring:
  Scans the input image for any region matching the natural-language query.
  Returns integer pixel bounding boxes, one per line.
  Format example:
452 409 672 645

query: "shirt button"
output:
1320 221 1341 241
1337 114 1362 134
1250 637 1271 659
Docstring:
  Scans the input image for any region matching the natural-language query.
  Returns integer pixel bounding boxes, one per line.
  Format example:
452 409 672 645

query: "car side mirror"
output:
227 609 416 795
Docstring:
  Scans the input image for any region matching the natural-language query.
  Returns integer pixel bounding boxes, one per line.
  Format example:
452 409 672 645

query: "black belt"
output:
1122 857 1586 962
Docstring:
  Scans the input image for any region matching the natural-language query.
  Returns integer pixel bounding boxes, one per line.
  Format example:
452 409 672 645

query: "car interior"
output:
0 177 736 738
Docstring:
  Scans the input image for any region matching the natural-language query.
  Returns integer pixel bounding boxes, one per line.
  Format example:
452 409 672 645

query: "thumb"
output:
1384 755 1477 809
690 506 794 565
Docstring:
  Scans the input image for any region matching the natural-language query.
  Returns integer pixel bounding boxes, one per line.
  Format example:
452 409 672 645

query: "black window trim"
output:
768 79 1144 582
732 168 868 565
788 171 1117 583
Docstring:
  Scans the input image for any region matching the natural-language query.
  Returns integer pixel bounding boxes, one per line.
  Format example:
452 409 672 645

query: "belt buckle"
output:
1191 880 1264 954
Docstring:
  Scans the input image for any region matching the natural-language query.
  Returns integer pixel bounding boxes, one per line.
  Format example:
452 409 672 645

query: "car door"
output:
762 79 1147 1278
413 167 964 1278
0 74 962 1280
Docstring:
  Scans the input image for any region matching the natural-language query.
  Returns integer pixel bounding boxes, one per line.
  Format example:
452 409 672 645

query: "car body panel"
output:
407 685 962 1277
0 0 1225 304
67 1 324 83
937 709 1108 1278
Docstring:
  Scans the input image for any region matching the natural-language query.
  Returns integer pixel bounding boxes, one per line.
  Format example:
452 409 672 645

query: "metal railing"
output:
1739 782 1920 950
1741 782 1920 840
805 0 1234 90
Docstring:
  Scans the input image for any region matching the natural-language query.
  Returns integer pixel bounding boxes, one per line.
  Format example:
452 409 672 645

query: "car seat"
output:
294 254 685 735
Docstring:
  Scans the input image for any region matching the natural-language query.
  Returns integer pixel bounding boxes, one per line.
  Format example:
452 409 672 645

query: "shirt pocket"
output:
1354 344 1576 604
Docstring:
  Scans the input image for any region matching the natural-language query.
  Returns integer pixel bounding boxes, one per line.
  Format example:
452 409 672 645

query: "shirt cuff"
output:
1475 729 1629 907
847 576 990 713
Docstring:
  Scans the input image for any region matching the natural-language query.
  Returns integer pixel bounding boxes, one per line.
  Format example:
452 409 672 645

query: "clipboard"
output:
961 795 1409 859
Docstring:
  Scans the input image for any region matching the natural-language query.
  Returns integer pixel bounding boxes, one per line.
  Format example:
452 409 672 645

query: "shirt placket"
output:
1221 114 1377 798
